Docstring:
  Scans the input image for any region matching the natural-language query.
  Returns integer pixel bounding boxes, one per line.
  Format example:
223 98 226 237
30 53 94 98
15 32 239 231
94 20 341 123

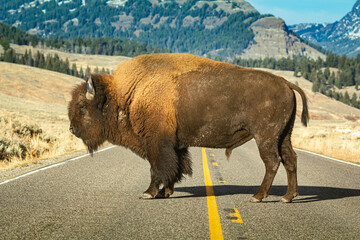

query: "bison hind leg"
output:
280 132 298 203
252 139 281 203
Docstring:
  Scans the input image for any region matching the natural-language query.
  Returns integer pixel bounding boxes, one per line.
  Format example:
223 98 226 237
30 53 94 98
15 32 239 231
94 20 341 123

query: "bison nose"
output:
70 127 81 138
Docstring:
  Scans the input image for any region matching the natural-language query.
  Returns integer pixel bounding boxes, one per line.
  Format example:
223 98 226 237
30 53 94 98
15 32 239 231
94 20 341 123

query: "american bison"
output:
68 53 308 203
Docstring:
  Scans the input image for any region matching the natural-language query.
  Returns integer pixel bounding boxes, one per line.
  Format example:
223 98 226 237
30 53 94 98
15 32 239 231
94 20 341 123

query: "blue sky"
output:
248 0 357 25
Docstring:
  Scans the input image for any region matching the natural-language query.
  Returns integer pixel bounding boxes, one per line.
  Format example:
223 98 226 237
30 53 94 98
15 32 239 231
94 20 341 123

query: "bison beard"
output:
85 140 99 155
68 53 309 203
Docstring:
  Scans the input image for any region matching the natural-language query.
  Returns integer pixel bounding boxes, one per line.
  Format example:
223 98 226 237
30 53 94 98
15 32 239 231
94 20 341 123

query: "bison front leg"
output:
157 183 175 198
157 147 192 198
140 139 180 200
140 169 160 199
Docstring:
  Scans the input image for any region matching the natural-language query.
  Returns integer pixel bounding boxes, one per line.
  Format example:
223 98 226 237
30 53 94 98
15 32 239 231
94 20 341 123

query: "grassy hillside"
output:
0 62 85 170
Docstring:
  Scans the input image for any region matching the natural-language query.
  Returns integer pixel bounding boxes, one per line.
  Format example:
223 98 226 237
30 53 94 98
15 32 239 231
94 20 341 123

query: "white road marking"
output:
295 148 360 167
1 145 358 186
0 145 117 185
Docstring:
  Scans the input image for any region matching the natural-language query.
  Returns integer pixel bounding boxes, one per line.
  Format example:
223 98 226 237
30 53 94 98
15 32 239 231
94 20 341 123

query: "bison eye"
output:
80 106 87 115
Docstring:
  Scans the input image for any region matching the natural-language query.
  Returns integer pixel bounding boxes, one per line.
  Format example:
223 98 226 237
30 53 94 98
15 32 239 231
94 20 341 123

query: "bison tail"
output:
287 81 309 127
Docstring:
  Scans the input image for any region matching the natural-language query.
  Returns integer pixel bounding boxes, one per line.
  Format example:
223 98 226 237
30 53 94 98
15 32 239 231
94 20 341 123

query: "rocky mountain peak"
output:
331 0 360 40
290 0 360 56
250 17 287 31
240 16 325 60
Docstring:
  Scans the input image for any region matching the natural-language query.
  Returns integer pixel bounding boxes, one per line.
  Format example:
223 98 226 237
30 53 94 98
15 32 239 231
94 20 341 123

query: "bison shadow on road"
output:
173 185 360 203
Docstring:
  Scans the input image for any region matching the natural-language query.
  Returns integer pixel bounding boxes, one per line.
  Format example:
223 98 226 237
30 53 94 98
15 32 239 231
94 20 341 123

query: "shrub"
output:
0 116 56 162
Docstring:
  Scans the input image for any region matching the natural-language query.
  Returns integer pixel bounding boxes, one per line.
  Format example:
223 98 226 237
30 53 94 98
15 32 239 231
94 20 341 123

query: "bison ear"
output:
86 75 95 101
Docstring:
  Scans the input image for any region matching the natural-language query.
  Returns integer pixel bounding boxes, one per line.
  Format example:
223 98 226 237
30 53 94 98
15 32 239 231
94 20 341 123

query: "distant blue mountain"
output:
289 0 360 57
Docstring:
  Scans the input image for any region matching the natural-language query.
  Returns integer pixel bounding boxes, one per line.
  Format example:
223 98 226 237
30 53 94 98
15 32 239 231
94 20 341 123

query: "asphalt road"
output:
1 141 360 239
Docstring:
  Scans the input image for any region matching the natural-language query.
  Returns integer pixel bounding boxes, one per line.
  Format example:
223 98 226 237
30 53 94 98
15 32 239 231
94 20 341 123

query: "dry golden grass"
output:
0 108 85 170
338 86 360 99
0 62 85 171
293 120 360 163
0 61 83 104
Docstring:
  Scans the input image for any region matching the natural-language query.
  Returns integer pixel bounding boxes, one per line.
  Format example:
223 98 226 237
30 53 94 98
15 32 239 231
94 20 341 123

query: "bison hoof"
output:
155 193 167 199
156 188 173 198
280 197 293 203
281 193 298 203
250 197 262 203
139 193 155 200
156 192 168 199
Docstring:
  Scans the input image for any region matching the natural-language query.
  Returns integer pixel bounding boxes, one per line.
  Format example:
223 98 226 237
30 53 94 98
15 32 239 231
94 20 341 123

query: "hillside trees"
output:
0 23 38 47
0 21 170 57
0 38 10 51
0 0 261 57
136 11 260 57
0 47 110 78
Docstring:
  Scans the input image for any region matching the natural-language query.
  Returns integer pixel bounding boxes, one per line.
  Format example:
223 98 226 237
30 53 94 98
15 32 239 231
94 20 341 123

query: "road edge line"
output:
202 147 224 240
294 148 360 167
0 145 117 185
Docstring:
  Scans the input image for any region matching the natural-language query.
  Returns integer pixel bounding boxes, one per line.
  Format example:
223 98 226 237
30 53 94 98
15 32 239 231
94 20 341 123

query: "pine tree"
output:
65 58 70 74
38 53 45 68
85 66 91 76
325 53 338 68
319 83 327 94
3 49 16 63
27 50 34 66
309 70 317 83
351 93 358 107
79 66 84 78
52 55 62 72
312 78 320 93
294 69 299 77
45 54 53 70
335 78 342 89
339 92 344 102
0 39 10 51
340 68 354 86
327 89 334 98
34 51 41 67
324 67 330 80
328 72 336 85
71 63 78 77
355 74 360 90
344 91 351 105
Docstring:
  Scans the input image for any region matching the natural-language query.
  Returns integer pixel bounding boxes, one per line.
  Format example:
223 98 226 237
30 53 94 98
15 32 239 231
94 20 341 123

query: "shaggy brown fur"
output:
68 53 309 202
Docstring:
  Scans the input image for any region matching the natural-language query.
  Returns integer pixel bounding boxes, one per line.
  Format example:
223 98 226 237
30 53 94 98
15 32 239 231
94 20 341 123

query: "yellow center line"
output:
202 147 224 240
229 208 243 224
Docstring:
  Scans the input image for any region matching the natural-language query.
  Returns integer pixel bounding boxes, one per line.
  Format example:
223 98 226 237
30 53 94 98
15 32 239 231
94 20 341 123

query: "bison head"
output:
68 74 108 154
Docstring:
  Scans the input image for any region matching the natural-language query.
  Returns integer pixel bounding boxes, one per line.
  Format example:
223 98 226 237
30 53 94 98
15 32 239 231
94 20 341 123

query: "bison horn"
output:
86 75 95 101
